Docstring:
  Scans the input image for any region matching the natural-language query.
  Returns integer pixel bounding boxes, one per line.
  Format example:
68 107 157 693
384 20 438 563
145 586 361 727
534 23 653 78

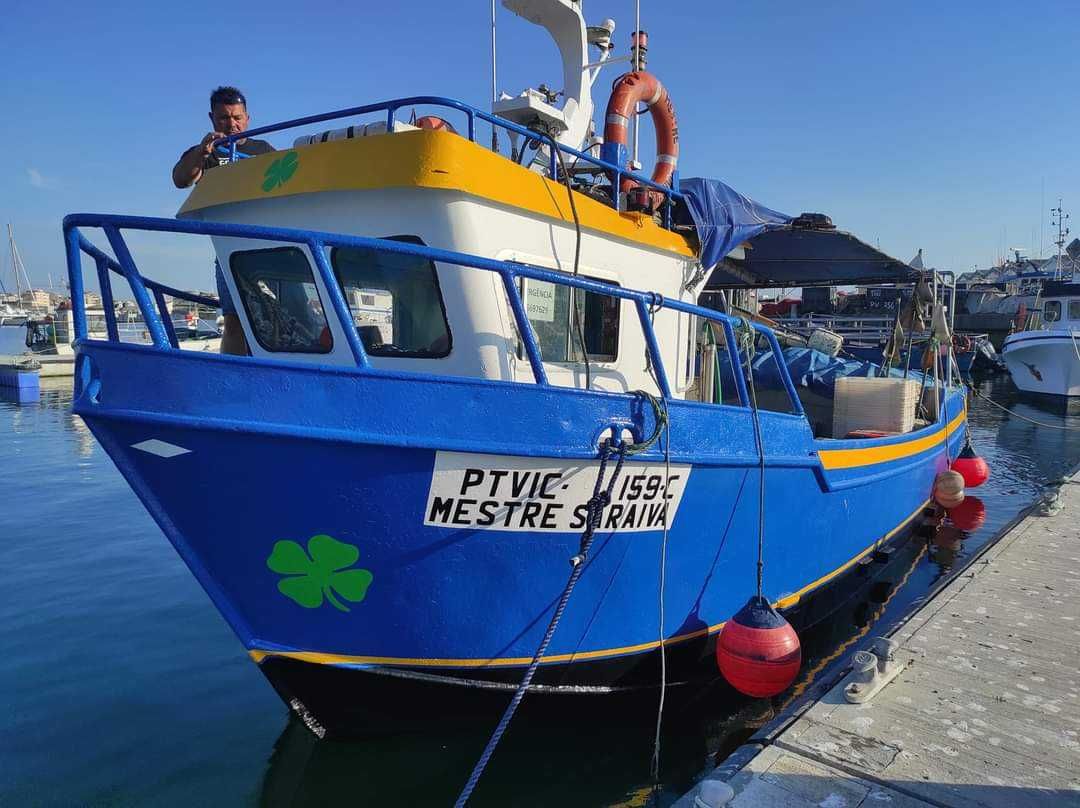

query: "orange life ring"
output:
600 71 679 210
415 115 457 134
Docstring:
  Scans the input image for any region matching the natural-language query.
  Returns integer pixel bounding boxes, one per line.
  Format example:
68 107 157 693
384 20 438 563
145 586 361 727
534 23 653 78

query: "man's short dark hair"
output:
210 86 247 109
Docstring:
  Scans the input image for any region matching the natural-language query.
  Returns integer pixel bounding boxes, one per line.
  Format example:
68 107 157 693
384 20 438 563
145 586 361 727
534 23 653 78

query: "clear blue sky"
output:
2 0 1077 292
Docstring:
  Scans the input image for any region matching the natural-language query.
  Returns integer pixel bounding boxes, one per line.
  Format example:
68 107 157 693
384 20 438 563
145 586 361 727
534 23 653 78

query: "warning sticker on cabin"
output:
523 280 556 322
424 451 691 533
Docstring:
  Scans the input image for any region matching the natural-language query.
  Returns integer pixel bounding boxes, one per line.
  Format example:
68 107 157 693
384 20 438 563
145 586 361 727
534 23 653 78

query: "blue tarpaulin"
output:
676 177 792 271
677 178 921 288
716 346 922 397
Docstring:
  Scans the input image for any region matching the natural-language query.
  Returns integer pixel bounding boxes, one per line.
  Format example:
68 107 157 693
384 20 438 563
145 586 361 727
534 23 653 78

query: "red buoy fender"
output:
952 443 990 488
600 71 678 207
716 595 801 698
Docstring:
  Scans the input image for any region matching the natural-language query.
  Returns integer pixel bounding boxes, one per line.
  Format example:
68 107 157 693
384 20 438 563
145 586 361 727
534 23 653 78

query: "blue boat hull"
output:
73 341 966 731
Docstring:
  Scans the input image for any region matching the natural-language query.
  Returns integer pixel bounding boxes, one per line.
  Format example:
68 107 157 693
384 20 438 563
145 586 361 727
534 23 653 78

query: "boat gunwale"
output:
73 336 967 475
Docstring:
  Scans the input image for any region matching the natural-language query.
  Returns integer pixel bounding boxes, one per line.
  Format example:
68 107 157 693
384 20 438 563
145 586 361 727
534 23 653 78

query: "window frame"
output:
517 276 622 364
329 235 453 359
1044 300 1062 323
229 245 333 355
1068 299 1080 321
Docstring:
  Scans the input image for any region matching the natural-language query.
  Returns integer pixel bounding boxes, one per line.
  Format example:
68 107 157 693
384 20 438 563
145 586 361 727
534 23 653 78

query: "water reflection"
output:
0 385 40 405
1 378 96 457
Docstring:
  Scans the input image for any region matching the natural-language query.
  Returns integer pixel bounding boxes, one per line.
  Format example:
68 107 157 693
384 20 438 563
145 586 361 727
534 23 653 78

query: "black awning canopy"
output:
704 227 922 289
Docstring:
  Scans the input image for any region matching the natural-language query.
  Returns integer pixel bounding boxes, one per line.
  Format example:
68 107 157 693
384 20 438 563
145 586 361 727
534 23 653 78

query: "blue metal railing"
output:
61 213 803 414
211 96 684 228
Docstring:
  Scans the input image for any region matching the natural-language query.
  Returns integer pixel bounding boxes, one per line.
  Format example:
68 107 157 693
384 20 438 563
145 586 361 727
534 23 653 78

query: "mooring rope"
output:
650 393 672 789
454 392 668 806
735 318 768 599
964 381 1080 431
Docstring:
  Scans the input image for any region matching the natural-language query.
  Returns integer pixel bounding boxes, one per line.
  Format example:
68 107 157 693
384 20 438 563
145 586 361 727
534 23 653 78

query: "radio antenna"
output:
631 0 642 166
490 0 498 151
1051 199 1070 281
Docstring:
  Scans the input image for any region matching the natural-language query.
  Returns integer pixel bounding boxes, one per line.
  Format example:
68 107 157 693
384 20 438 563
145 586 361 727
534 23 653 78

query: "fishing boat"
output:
1003 280 1080 396
62 0 969 736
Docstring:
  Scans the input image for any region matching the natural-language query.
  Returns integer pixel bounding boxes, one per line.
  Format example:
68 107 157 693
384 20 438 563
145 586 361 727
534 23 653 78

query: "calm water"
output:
3 324 1079 807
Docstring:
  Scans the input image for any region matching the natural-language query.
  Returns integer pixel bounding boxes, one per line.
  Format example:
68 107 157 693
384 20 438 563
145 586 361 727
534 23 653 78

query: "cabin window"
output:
1069 300 1080 321
330 237 451 357
230 247 331 354
520 279 620 362
1044 300 1061 323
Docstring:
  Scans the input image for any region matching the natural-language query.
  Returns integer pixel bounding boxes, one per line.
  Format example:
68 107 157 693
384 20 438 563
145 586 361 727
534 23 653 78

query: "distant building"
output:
167 293 216 316
84 291 103 309
21 288 51 308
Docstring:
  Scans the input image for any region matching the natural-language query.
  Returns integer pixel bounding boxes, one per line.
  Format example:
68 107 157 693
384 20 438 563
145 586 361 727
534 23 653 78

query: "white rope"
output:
968 385 1080 431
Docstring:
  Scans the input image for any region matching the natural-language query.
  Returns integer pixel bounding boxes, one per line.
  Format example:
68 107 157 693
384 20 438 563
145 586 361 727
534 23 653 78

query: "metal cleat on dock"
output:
843 637 904 704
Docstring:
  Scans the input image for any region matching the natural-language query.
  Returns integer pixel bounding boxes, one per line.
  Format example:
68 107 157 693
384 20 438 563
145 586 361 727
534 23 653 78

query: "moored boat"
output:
62 0 969 737
1003 280 1080 397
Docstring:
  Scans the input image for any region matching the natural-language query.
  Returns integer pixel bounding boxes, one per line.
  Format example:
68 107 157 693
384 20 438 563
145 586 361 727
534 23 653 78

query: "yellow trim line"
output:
249 499 930 670
817 408 966 471
179 129 695 259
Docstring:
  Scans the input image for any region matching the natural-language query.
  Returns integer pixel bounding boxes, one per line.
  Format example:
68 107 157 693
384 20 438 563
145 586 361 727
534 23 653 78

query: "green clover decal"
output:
261 151 300 192
267 534 373 612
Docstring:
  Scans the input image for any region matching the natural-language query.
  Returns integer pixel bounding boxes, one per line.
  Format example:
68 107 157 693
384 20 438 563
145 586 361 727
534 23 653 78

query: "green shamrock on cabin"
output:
261 151 300 193
267 534 373 612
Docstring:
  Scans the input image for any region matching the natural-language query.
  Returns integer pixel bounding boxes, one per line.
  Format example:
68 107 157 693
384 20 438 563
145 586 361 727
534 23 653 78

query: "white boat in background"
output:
0 303 29 327
1003 280 1080 396
20 306 221 377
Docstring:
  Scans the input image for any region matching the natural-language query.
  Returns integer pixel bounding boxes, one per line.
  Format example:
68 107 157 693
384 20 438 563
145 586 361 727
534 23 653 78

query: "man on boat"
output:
172 86 273 355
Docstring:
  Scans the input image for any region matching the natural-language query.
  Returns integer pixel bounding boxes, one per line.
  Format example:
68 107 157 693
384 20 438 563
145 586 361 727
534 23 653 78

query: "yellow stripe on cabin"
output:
178 129 695 258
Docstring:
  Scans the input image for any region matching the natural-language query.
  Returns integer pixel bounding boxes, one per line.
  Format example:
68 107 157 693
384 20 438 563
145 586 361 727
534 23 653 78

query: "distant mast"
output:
1050 200 1070 281
7 224 33 304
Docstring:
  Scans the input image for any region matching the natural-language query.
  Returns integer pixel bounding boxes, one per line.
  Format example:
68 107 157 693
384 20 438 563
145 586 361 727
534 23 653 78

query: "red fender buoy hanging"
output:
600 70 679 212
716 595 801 698
952 443 990 488
948 495 986 532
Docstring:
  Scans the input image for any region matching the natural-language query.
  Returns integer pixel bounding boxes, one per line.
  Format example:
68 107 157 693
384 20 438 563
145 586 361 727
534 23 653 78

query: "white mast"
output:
7 224 31 302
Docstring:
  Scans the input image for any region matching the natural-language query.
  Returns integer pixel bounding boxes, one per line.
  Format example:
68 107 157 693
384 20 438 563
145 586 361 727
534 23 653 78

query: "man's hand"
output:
173 133 225 189
200 131 227 156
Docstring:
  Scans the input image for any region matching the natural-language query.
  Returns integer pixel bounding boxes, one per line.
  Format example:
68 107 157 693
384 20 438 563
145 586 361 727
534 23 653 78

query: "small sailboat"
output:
1 225 33 326
60 0 970 736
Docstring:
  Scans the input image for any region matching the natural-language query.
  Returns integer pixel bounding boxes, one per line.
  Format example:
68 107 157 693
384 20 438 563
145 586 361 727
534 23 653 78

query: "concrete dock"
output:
680 472 1080 808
